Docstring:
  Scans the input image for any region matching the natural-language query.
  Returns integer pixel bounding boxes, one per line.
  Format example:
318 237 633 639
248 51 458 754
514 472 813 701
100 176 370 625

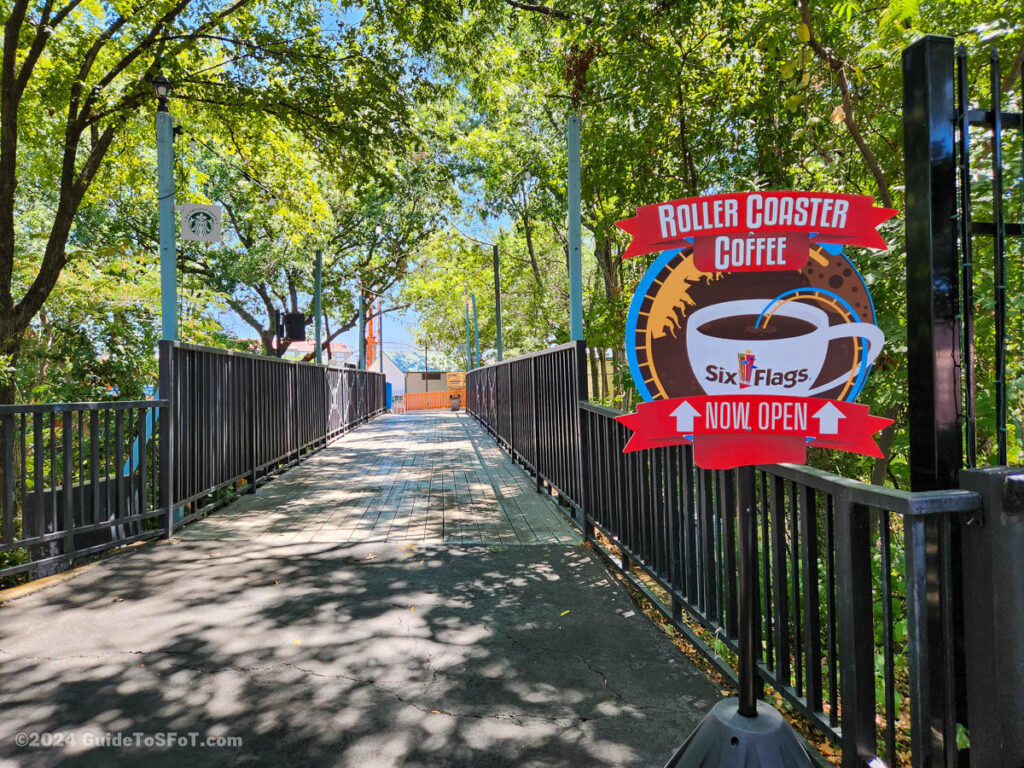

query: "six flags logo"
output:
738 350 756 389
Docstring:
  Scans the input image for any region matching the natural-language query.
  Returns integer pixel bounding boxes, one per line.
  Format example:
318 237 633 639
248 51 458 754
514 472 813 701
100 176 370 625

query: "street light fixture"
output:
153 74 171 111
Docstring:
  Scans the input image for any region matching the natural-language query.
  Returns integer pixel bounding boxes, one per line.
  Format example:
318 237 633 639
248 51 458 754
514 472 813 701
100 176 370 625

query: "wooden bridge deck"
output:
179 411 578 546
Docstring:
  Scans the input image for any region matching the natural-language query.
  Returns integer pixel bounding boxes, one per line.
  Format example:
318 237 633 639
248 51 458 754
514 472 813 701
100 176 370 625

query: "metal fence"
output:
160 341 386 529
0 344 385 584
467 345 984 767
466 341 587 514
0 400 166 582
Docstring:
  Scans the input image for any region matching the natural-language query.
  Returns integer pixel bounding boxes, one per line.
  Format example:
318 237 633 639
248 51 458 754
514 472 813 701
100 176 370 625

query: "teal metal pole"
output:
379 303 384 374
358 291 365 369
493 244 503 361
157 102 177 341
314 249 322 365
465 302 471 371
472 293 479 369
567 114 583 341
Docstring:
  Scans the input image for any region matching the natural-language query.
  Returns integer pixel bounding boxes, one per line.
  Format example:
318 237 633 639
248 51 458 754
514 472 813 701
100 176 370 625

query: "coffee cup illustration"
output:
685 299 883 397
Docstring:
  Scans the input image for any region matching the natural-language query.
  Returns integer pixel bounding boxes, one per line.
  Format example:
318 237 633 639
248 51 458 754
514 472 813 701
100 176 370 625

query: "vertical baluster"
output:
62 412 73 566
2 414 14 545
723 467 738 637
955 45 978 467
49 412 57 536
115 410 124 524
760 470 774 671
90 411 99 525
990 49 1007 462
824 494 839 728
33 412 44 548
77 412 84 524
770 474 790 687
879 508 897 768
789 480 803 696
835 494 877 764
799 484 823 713
138 407 148 518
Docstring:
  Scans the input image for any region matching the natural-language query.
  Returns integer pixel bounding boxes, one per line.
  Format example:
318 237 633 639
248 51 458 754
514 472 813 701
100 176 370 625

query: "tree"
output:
0 0 425 401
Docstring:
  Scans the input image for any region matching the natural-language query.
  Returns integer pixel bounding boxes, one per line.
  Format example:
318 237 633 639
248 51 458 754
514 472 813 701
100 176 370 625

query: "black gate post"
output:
903 35 961 492
903 36 968 768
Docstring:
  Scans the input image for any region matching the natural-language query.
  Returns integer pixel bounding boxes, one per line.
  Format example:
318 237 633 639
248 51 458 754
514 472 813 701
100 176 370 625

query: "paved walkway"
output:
180 412 577 546
0 412 721 768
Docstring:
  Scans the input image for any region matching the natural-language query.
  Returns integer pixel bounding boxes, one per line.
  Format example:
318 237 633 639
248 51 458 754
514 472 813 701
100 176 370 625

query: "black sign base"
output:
663 698 818 768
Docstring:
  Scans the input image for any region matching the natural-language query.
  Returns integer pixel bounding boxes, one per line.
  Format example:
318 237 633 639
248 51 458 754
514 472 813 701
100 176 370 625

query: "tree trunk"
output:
588 346 599 402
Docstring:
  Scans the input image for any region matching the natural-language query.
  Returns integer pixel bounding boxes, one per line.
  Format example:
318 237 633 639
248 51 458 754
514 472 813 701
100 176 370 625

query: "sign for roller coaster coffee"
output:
615 191 898 470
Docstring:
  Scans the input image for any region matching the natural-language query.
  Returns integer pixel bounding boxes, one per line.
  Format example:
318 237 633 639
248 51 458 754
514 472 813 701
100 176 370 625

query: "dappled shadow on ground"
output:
0 540 719 768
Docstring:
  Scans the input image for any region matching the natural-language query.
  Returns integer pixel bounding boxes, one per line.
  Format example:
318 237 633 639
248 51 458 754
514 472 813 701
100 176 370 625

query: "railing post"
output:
532 355 541 492
573 340 590 540
834 493 877 766
292 362 299 462
903 35 960 492
158 340 175 538
249 356 257 493
959 467 1024 767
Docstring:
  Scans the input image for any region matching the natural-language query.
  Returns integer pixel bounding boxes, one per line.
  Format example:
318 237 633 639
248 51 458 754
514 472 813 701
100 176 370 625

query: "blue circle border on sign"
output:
624 241 877 405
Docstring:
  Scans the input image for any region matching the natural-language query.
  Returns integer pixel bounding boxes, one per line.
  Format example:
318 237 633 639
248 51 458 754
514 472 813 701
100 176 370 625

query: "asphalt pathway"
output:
0 413 722 768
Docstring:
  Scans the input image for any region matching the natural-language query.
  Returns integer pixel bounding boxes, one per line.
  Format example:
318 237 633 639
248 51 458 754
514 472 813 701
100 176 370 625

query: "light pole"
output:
567 114 583 341
471 293 479 369
453 229 503 362
314 248 322 365
154 74 176 342
378 299 384 374
357 288 365 369
464 299 472 371
492 244 502 361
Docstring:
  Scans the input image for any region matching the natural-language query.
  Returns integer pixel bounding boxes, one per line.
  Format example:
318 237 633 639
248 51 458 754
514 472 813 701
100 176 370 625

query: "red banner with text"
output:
615 191 897 266
615 395 894 470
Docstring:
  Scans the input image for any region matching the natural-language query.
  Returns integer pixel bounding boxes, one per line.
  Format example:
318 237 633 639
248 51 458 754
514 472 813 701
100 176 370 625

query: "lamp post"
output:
453 229 502 362
492 244 502 361
471 293 479 369
567 114 583 342
314 249 323 365
465 299 472 371
357 291 365 369
154 74 176 342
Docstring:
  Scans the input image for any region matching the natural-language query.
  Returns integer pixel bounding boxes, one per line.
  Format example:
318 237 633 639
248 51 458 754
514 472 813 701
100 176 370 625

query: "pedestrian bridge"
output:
179 412 577 546
0 340 988 767
0 407 718 768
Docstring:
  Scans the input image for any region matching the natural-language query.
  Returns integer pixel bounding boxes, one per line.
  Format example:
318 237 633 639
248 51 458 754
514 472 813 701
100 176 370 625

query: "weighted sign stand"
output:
663 466 815 768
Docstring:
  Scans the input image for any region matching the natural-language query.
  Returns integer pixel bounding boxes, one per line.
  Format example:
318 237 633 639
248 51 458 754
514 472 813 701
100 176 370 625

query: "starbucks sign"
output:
179 203 222 243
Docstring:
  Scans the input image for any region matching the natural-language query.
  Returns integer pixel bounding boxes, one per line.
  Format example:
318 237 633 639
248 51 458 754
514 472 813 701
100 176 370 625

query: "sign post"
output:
615 190 897 766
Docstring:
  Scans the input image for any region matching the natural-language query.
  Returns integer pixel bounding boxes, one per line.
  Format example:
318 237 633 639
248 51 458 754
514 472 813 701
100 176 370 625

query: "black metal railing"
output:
466 341 588 516
466 342 984 767
579 402 980 768
0 400 166 582
0 344 386 585
160 341 386 529
953 45 1023 467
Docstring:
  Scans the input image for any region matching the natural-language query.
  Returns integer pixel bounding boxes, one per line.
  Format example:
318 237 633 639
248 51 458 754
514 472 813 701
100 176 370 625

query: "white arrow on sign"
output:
813 402 846 435
671 400 701 433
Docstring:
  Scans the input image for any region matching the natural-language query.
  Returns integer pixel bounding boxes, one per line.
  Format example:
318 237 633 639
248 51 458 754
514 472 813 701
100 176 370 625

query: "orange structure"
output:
403 390 464 411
